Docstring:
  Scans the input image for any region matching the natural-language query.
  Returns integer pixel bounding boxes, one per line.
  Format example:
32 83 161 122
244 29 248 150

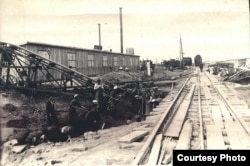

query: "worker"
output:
107 91 115 112
68 94 81 126
86 79 95 99
46 97 58 126
94 78 104 111
89 100 101 132
200 63 204 72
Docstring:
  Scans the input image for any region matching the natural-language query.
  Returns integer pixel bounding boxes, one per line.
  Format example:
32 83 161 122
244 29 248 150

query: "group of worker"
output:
45 78 162 136
46 78 104 129
132 82 162 115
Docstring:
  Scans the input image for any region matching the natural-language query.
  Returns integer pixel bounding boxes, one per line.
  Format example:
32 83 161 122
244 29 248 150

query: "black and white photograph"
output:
1 0 250 165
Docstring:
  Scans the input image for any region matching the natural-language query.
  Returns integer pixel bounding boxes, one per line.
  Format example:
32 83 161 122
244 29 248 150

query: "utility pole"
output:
119 7 123 54
98 23 101 46
180 35 184 69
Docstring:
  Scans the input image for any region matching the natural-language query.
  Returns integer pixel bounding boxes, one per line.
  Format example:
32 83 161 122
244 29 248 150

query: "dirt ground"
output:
227 83 250 108
1 68 249 166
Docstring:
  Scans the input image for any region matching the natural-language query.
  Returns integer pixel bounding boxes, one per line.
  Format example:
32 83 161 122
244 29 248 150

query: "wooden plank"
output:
203 86 211 100
211 106 224 129
158 137 171 165
12 145 28 153
152 108 165 112
146 134 163 166
206 125 226 149
175 120 192 150
149 112 162 116
230 109 250 135
118 130 149 143
164 101 191 137
226 123 250 149
133 124 151 131
218 101 234 123
232 105 248 109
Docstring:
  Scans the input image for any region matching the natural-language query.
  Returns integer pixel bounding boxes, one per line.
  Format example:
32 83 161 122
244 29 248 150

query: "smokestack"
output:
119 7 123 54
98 23 101 46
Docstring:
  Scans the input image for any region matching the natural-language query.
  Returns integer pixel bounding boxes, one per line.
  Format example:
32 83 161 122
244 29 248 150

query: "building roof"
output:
20 41 139 57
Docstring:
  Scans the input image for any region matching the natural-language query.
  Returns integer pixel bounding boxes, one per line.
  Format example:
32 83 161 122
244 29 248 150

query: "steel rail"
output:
205 72 250 136
197 72 205 149
131 78 190 165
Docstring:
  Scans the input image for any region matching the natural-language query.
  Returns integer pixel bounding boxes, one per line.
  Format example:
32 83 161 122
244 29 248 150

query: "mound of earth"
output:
101 71 144 83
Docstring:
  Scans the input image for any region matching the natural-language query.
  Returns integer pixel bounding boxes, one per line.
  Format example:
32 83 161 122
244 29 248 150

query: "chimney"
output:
119 7 123 54
98 23 101 46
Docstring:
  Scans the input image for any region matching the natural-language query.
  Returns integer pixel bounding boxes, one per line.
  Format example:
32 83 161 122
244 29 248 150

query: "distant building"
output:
217 58 250 68
21 42 140 76
126 48 134 55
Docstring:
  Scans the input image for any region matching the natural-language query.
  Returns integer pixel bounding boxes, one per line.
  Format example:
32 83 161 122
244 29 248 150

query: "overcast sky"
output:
0 0 249 63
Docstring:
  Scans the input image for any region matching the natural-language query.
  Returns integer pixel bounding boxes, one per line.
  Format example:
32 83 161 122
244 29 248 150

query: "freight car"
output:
183 57 192 66
194 55 202 67
162 59 180 71
194 54 203 71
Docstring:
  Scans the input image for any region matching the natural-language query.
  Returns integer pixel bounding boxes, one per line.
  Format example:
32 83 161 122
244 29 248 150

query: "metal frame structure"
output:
0 42 98 95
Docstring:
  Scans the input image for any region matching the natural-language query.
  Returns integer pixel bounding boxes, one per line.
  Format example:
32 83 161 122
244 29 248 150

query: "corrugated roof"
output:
20 41 139 57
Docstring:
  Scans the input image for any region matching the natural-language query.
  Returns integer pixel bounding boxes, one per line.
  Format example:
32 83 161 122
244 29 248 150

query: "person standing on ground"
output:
94 78 104 112
68 94 81 126
46 97 58 126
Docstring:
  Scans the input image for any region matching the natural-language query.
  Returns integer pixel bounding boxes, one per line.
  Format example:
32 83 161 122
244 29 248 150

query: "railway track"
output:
129 68 250 165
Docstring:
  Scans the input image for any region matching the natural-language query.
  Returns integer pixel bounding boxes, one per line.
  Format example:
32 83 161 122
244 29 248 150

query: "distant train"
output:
194 54 203 71
162 59 180 71
183 57 192 66
194 55 202 67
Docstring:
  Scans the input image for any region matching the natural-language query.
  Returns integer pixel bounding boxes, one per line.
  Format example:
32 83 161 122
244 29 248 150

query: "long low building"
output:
21 42 140 76
217 58 250 68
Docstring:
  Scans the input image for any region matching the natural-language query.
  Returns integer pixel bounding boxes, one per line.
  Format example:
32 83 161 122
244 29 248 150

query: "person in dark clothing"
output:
68 95 101 137
200 63 204 72
107 91 115 113
86 79 95 99
46 97 58 126
68 94 81 126
89 100 101 131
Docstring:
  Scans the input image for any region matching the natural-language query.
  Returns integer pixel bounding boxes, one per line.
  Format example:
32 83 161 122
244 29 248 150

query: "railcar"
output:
162 59 180 71
194 55 202 67
183 57 192 66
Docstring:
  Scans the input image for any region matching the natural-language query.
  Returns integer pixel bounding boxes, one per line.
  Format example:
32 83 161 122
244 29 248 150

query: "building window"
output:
130 58 133 66
38 50 50 59
114 57 118 66
135 58 138 66
103 56 108 67
88 54 95 67
67 53 76 68
123 57 126 66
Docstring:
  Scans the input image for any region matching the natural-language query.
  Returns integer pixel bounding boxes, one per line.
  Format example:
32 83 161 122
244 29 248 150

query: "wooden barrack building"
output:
21 42 140 76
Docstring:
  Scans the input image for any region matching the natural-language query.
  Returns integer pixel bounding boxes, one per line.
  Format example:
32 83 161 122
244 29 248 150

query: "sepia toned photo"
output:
1 0 249 165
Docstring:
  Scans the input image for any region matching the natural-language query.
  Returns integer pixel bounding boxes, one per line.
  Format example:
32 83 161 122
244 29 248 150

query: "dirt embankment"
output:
1 68 186 165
